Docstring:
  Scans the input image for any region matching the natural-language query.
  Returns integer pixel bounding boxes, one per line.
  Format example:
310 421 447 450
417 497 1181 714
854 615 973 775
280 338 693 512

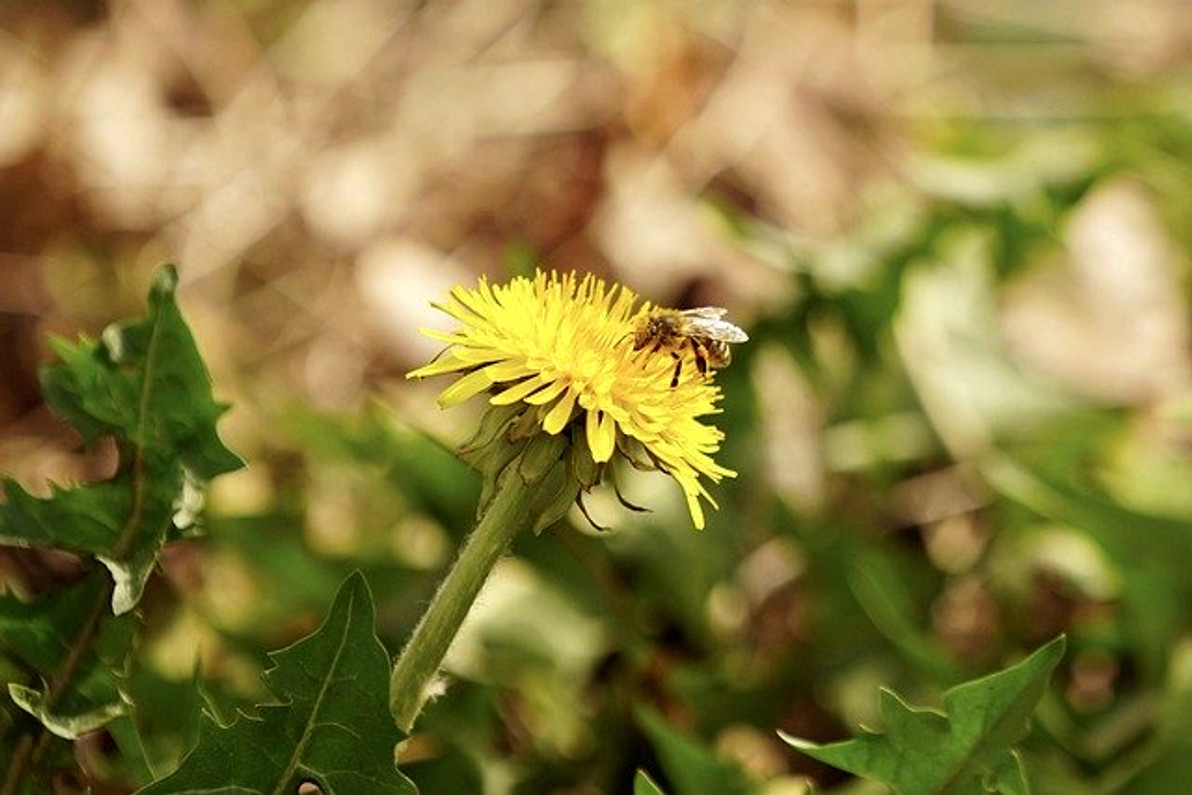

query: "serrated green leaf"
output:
782 636 1065 794
40 266 241 479
0 473 178 615
0 480 131 551
108 664 206 784
8 682 124 739
0 264 242 614
137 572 415 795
0 572 133 738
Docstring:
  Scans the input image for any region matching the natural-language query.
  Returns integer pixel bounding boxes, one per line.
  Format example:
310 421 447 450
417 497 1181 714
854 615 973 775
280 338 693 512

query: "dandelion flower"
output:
408 270 738 529
393 269 744 731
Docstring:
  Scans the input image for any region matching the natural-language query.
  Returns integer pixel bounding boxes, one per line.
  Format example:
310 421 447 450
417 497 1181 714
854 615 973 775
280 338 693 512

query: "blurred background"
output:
5 1 1192 792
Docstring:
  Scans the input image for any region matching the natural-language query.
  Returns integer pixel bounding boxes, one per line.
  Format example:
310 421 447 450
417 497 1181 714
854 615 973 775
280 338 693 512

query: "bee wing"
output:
681 306 729 319
684 317 749 343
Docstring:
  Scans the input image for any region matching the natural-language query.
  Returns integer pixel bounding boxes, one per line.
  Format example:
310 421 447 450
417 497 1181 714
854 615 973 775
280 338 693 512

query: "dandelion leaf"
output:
0 572 134 738
137 572 415 795
107 663 207 782
40 265 241 479
783 636 1065 794
0 265 242 613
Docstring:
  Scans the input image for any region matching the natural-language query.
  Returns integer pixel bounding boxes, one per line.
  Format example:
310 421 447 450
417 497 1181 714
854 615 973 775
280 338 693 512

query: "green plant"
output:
1 266 242 791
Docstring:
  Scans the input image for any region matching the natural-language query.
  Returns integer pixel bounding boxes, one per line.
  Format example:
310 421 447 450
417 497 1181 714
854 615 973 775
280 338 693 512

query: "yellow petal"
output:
407 353 469 379
542 387 578 434
684 488 706 530
454 346 513 365
491 375 549 405
417 328 472 345
437 368 493 407
523 378 569 406
482 358 534 382
586 409 616 463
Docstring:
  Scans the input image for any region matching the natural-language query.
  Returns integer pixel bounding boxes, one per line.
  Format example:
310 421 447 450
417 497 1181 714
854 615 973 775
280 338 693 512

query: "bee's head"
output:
634 309 681 348
632 316 652 349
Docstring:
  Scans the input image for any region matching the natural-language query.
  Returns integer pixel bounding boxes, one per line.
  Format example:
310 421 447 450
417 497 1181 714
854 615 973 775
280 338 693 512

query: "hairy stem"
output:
389 474 534 733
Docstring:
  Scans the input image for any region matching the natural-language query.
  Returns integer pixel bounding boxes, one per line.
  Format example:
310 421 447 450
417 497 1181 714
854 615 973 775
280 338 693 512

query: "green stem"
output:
389 472 534 732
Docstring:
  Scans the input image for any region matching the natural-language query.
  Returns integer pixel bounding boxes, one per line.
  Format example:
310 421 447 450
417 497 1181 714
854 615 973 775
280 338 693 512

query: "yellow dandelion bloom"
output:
408 270 738 529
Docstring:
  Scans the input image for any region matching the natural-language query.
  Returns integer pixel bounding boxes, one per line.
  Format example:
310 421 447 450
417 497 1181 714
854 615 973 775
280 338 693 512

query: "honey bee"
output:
633 307 749 387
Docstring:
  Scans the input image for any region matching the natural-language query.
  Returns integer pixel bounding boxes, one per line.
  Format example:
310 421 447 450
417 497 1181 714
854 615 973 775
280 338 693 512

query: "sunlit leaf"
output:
0 265 242 614
783 636 1065 794
137 572 414 794
40 266 242 479
0 474 177 616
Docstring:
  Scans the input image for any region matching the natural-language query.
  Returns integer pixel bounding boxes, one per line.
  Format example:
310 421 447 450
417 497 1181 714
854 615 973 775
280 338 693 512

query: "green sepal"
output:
568 428 602 489
615 435 657 472
475 437 528 519
530 460 580 534
508 408 542 442
459 403 521 460
517 432 568 485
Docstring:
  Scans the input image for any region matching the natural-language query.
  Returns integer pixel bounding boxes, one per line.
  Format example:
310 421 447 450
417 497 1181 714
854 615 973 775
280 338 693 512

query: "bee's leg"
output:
670 353 682 388
691 338 708 377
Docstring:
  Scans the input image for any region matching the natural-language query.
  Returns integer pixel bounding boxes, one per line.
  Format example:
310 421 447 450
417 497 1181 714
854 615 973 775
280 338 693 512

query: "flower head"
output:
408 270 737 529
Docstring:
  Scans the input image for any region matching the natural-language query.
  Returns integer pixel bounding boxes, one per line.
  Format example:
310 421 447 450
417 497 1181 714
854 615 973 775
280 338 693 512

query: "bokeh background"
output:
5 1 1192 792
